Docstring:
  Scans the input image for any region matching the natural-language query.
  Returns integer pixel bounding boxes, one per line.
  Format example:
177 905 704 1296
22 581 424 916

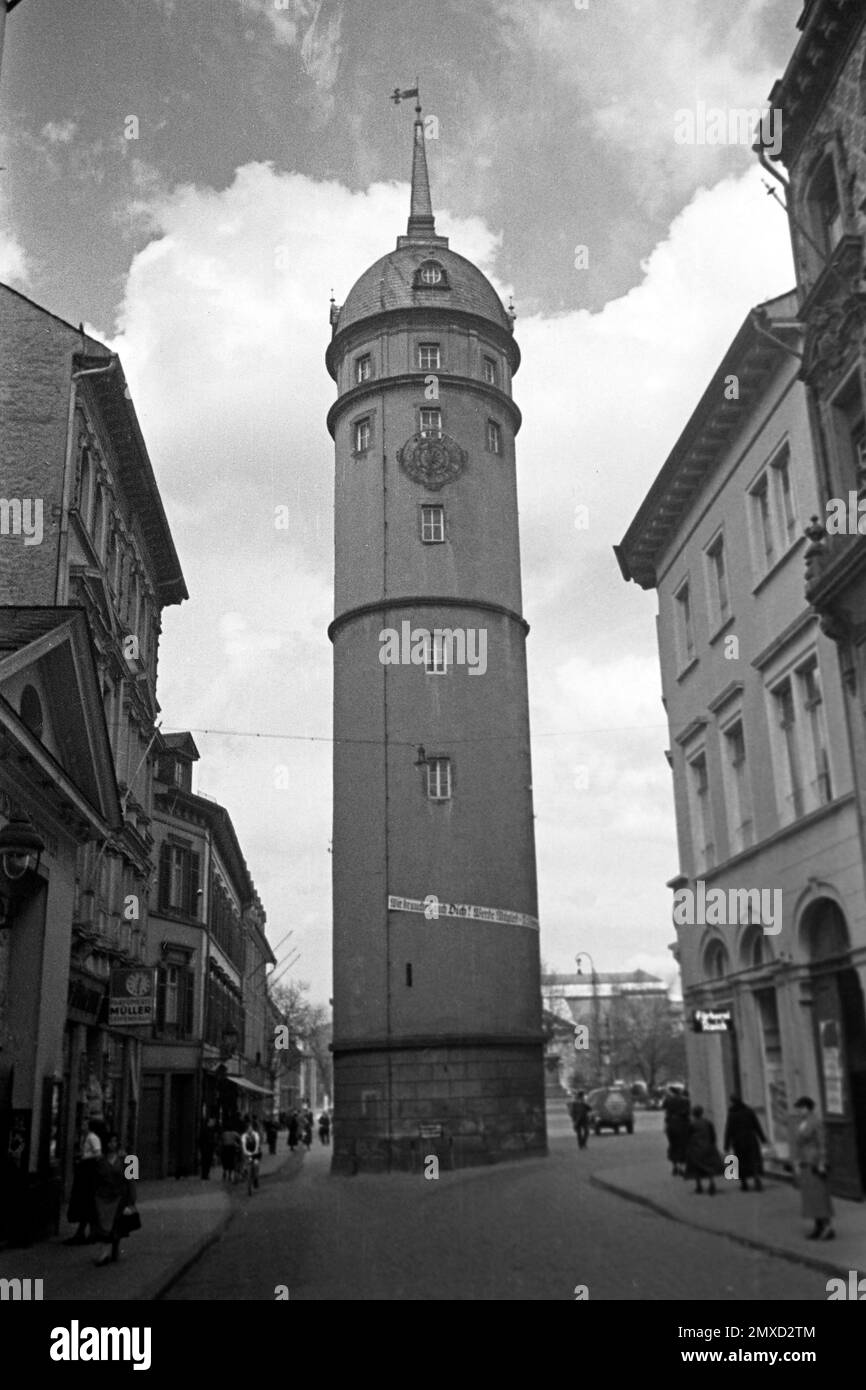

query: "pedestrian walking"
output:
685 1105 725 1195
793 1096 835 1240
199 1116 216 1181
287 1111 299 1151
241 1119 261 1193
221 1122 241 1184
662 1085 690 1176
265 1119 278 1155
569 1091 591 1150
723 1096 766 1192
318 1111 331 1145
64 1119 102 1244
302 1109 313 1149
92 1133 138 1267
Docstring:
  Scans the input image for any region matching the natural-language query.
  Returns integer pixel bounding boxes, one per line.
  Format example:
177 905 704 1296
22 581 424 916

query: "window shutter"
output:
158 842 171 911
181 970 194 1038
187 852 200 919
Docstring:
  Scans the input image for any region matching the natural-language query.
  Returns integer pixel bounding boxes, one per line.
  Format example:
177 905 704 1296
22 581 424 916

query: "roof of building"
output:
768 1 863 164
0 285 188 609
542 969 664 987
615 290 801 591
332 102 512 338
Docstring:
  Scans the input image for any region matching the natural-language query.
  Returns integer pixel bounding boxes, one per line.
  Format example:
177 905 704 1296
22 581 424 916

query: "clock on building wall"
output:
397 432 467 491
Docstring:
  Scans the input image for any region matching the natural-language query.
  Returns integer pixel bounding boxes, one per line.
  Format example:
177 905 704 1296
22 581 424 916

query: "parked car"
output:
587 1085 635 1135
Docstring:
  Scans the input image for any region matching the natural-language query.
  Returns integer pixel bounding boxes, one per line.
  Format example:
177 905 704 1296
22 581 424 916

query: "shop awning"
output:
224 1076 273 1095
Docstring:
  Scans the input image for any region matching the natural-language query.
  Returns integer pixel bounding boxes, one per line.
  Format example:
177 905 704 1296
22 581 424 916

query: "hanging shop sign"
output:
388 895 539 931
692 1008 732 1033
108 967 157 1026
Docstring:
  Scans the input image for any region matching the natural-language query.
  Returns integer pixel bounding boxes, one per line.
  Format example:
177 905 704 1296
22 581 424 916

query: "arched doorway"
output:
801 899 866 1199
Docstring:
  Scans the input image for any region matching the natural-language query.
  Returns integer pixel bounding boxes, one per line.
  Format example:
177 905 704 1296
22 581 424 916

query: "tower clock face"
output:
397 431 467 491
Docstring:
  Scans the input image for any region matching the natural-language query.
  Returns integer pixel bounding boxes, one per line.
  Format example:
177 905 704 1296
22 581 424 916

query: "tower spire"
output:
392 83 444 245
407 95 436 240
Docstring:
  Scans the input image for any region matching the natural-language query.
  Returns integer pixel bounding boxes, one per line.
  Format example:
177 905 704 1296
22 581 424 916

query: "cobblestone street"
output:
164 1107 828 1301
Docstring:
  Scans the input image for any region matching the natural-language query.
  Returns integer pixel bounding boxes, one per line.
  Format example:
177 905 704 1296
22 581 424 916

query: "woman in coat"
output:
662 1086 690 1176
793 1096 835 1239
92 1133 137 1267
723 1096 766 1192
685 1105 725 1195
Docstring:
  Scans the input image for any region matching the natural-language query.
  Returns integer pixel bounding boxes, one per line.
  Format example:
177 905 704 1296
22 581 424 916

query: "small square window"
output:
421 505 444 543
483 357 497 385
420 408 441 437
354 417 371 453
418 343 440 370
425 635 447 675
486 419 502 454
355 354 372 384
426 757 451 799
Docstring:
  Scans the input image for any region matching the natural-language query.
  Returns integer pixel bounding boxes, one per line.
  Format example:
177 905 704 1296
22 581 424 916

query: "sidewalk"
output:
0 1143 305 1301
590 1157 866 1281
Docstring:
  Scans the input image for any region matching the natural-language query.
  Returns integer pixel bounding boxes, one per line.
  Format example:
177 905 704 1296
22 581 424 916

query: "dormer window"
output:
414 260 449 290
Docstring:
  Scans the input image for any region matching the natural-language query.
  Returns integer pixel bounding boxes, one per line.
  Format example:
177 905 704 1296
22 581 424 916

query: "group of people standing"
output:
64 1119 138 1268
662 1085 836 1238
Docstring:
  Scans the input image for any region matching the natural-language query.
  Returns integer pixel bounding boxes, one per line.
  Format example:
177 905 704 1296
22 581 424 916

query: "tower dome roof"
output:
335 243 512 334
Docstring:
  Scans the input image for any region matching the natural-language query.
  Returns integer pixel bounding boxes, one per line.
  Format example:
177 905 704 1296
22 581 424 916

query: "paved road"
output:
164 1106 826 1301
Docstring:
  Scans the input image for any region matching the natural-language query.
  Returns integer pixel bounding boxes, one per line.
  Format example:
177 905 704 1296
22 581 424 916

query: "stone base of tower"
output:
330 1042 547 1174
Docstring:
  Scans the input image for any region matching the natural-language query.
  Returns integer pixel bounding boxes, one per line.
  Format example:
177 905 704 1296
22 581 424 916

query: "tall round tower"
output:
326 99 546 1172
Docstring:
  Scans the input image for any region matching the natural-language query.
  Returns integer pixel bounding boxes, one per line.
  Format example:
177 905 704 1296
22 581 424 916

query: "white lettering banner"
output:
387 894 539 931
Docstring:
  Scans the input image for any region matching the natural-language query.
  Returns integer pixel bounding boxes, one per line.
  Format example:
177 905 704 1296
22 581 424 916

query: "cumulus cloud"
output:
104 156 792 995
41 119 78 145
486 0 785 214
0 187 29 286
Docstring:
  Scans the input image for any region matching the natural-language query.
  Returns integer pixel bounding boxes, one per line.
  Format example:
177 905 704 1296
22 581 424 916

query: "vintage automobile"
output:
586 1085 635 1135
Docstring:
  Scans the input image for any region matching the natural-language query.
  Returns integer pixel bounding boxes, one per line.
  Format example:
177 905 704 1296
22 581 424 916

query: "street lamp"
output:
575 951 603 1087
0 812 44 881
0 812 45 926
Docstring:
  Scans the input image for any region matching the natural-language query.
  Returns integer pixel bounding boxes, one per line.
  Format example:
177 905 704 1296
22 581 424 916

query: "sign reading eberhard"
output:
388 895 539 931
692 1008 732 1033
109 967 157 1026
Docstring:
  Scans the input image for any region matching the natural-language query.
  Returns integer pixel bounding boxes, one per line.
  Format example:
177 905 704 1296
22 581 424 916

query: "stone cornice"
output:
326 371 522 439
326 304 521 380
328 595 529 641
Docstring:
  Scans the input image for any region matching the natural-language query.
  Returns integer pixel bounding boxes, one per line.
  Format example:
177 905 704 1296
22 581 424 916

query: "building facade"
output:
542 970 682 1094
142 732 274 1176
0 283 188 1223
326 102 545 1171
617 291 866 1197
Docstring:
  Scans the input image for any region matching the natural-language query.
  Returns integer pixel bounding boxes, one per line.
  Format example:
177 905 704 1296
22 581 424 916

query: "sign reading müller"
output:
109 967 157 1026
692 1008 732 1033
387 895 539 930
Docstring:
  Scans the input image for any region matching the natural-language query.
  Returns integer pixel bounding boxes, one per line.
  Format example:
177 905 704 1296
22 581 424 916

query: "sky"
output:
0 0 802 1007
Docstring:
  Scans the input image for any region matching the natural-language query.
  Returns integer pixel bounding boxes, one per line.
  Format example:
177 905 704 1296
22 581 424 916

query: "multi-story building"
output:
142 732 274 1176
0 282 187 1209
617 290 866 1196
542 970 682 1093
326 100 545 1171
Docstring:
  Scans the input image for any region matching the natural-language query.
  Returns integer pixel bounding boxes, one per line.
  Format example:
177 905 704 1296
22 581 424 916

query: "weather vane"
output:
391 82 422 115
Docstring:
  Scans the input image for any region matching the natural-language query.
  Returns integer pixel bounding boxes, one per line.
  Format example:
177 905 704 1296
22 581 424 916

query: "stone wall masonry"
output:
0 290 77 604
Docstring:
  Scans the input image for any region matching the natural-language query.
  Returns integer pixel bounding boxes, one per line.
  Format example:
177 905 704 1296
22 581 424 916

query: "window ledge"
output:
676 656 699 684
751 534 806 597
708 613 736 647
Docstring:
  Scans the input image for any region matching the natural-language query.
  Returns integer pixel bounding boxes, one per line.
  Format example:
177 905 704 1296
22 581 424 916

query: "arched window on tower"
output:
414 260 449 289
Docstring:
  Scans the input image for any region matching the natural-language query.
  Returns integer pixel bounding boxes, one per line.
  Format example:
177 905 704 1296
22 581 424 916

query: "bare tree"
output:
608 995 686 1092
